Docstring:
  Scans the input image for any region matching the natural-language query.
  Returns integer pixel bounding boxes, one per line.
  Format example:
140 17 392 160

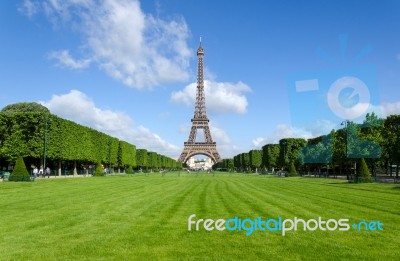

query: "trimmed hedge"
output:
93 162 104 177
288 162 298 177
356 158 372 183
9 156 32 182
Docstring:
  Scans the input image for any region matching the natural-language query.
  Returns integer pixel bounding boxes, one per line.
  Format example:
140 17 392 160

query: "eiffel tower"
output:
178 39 221 164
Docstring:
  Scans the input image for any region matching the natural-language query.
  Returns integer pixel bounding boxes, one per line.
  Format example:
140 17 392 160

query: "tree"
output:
126 165 134 174
9 156 31 182
0 112 46 161
383 115 400 177
333 128 347 173
118 141 136 171
233 155 241 171
262 144 280 170
1 102 50 113
356 158 372 183
301 133 333 165
249 150 262 172
93 162 104 177
279 138 307 169
147 152 158 171
136 149 148 171
347 122 381 159
360 112 384 175
226 158 234 172
288 162 297 177
240 153 250 172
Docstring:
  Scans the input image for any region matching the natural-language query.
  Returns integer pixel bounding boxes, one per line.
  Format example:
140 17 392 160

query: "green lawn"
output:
0 173 399 260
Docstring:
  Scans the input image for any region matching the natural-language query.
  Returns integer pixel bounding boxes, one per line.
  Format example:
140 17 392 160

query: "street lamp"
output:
341 120 350 179
282 140 287 171
43 114 49 175
341 120 350 157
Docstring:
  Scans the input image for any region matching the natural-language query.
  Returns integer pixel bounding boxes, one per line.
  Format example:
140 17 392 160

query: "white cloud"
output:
380 102 400 117
18 0 40 17
252 124 315 148
41 90 180 157
48 50 91 69
21 0 191 89
171 80 251 114
210 124 241 158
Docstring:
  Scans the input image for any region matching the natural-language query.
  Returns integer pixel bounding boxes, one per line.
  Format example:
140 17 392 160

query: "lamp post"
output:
43 114 49 174
282 140 287 171
108 140 112 175
341 120 349 156
341 120 350 179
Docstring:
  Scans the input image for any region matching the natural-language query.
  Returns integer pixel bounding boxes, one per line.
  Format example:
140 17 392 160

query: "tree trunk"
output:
73 160 78 176
58 159 61 176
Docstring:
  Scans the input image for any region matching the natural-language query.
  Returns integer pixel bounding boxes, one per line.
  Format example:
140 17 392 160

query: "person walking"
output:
45 167 51 178
39 166 43 178
33 166 38 179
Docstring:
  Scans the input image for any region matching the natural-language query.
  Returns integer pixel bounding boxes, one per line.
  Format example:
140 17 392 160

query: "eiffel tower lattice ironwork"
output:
178 39 221 164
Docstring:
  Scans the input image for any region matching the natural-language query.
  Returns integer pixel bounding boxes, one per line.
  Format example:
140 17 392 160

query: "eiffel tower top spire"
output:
194 37 207 120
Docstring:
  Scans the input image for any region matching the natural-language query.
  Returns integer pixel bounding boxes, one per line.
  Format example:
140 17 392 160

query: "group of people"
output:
32 166 51 179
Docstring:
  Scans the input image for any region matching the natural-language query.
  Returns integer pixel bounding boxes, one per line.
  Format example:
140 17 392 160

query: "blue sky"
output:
1 0 400 159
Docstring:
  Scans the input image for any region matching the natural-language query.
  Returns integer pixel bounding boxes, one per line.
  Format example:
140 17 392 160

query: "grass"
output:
0 172 399 260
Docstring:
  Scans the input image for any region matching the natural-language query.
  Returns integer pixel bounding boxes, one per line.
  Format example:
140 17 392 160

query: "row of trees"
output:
214 113 400 178
0 103 181 175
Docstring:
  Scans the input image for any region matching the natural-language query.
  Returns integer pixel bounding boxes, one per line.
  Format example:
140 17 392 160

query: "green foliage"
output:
249 150 262 170
300 132 333 164
118 141 136 168
0 112 46 161
233 155 241 170
332 128 347 164
347 122 381 159
93 162 104 177
280 138 307 168
1 102 50 113
136 149 148 168
213 158 233 171
175 161 182 169
240 153 250 171
288 162 298 176
0 103 179 178
9 156 31 182
356 158 372 183
262 144 280 169
363 112 384 128
383 115 400 172
147 152 158 169
126 165 133 174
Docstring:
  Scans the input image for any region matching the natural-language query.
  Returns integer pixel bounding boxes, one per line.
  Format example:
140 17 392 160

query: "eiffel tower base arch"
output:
178 142 221 164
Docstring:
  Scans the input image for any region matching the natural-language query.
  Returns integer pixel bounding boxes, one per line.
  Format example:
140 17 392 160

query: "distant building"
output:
187 157 213 170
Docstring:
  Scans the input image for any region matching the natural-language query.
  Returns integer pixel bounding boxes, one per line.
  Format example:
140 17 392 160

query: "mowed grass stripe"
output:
251 177 400 218
69 176 203 260
279 178 400 221
236 177 374 219
232 176 333 218
0 173 399 260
